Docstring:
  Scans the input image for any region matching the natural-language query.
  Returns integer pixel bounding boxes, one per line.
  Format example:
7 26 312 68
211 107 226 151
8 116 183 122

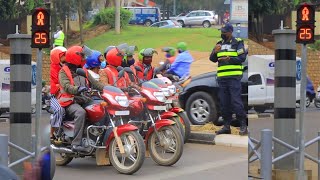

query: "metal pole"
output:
272 29 297 170
0 134 8 166
261 129 272 180
173 0 176 16
318 131 320 180
298 44 307 179
35 49 43 162
115 0 121 34
7 34 32 174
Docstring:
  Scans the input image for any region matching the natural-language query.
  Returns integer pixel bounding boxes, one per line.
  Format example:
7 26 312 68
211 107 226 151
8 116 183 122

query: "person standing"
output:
53 25 65 48
209 23 248 135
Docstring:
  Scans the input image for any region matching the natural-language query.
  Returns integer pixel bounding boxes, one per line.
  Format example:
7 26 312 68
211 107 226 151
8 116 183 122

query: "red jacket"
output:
50 63 62 95
134 61 154 81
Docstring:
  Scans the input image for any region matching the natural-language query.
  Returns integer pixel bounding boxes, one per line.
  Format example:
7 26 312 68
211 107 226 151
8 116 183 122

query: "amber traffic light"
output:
31 8 50 48
296 3 316 44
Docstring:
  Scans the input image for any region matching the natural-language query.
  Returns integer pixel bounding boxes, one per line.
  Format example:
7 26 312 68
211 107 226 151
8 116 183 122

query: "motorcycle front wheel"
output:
109 131 145 175
148 125 183 166
315 99 320 108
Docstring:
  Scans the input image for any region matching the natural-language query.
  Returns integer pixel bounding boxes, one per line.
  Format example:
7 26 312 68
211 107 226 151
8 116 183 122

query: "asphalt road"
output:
0 112 248 180
249 104 320 157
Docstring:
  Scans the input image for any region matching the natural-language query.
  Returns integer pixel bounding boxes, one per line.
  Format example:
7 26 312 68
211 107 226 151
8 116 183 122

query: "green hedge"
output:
93 8 132 28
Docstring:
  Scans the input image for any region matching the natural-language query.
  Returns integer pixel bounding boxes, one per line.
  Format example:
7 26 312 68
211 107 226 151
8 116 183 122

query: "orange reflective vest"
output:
103 65 129 88
134 62 154 81
58 66 89 107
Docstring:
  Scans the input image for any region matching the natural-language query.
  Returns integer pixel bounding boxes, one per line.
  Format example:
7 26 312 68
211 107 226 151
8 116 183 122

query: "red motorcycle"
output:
51 69 145 175
121 67 184 166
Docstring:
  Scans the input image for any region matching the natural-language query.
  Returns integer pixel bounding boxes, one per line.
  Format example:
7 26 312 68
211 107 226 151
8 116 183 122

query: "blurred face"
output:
221 31 232 41
143 56 152 65
127 55 133 60
98 55 104 62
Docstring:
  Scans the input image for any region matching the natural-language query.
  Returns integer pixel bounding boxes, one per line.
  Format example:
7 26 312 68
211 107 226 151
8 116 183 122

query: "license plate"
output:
154 106 167 111
165 99 173 103
115 111 130 116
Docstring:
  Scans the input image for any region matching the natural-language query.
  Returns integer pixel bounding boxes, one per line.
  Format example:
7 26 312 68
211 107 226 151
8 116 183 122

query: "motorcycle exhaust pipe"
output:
50 144 74 154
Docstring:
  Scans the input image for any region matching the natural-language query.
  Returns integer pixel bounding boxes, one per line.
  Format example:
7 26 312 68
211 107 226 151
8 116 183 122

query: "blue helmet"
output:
85 50 102 69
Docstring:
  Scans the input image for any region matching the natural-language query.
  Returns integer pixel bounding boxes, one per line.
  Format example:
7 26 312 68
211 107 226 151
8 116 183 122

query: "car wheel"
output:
306 94 311 107
144 20 152 26
185 91 218 125
202 21 211 28
177 20 185 27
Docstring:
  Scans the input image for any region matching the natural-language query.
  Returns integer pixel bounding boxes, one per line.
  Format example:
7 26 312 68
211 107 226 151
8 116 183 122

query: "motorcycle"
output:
121 67 184 166
51 69 145 175
315 86 320 108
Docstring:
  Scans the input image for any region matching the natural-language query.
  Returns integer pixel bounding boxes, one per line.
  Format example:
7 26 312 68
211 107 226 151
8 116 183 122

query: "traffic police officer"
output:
209 23 248 135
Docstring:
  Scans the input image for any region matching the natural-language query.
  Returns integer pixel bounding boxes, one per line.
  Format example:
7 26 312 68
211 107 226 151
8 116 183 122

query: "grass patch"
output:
191 122 240 135
84 26 224 52
83 21 94 30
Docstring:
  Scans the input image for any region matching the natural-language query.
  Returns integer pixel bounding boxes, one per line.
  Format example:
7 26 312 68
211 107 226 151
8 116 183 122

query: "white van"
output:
248 55 301 113
0 60 37 116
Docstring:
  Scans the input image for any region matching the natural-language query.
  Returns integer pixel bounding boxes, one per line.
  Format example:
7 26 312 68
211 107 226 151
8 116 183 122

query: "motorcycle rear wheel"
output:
109 131 145 175
55 152 73 166
148 125 183 166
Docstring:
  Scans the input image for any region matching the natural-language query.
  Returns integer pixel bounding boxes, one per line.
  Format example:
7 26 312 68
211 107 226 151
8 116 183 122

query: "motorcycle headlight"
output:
153 92 166 102
115 96 129 107
161 88 171 97
168 85 176 94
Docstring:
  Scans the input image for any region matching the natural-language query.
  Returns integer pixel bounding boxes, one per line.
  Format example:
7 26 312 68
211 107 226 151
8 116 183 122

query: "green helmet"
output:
162 47 176 57
138 48 158 61
177 42 187 51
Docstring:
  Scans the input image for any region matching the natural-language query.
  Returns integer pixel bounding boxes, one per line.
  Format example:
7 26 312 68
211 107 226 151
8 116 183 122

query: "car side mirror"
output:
76 68 87 78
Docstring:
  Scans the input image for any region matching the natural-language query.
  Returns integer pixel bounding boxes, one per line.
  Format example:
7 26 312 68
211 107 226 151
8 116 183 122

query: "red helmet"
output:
65 46 84 66
106 48 123 67
50 47 67 65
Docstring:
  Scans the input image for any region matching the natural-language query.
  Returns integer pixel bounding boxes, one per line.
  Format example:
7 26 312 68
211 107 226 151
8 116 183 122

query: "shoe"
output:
215 127 231 135
239 125 248 136
72 145 87 152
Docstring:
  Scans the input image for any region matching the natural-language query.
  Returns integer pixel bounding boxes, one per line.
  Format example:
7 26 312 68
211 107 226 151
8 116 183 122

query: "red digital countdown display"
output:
296 3 315 44
31 8 50 48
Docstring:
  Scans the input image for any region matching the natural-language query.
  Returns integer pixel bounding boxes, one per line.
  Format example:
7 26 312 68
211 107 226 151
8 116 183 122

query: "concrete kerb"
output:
0 118 8 123
188 125 248 148
248 113 273 120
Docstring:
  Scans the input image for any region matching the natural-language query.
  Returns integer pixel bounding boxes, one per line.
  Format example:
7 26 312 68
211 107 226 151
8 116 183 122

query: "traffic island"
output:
188 123 248 148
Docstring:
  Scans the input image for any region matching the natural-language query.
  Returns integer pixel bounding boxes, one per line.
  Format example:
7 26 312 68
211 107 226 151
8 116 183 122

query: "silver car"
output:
175 10 217 28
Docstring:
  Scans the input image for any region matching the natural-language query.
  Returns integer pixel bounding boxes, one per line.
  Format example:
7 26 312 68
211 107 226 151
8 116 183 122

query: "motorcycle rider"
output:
84 50 103 81
133 48 158 81
164 42 193 79
49 46 67 138
58 45 105 152
158 47 176 73
122 46 137 67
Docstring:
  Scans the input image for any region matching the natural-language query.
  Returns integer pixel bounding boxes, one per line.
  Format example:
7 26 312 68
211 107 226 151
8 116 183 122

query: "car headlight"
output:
115 96 129 107
168 85 176 94
161 88 171 97
153 92 166 102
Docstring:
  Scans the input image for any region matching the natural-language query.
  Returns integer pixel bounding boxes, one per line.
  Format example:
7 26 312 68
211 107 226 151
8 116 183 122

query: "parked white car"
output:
0 60 37 116
175 10 217 28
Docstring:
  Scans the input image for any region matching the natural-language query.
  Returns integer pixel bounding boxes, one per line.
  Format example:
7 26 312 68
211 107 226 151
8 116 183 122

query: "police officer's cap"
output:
220 23 233 33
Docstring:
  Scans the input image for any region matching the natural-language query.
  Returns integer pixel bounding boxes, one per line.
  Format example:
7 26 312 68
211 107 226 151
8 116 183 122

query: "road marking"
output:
138 156 247 180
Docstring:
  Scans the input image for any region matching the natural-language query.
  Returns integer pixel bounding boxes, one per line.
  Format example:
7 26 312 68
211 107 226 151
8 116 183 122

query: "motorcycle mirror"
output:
134 66 142 72
118 69 125 78
143 68 149 77
76 68 87 78
124 67 134 74
117 66 124 72
154 67 160 75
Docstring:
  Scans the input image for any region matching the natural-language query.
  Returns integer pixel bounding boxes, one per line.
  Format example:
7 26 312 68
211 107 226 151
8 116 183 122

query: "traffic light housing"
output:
31 8 50 48
296 3 316 44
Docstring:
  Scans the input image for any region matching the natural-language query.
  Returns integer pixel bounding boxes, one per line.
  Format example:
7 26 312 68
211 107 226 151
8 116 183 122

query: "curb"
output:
214 134 248 148
187 131 215 145
0 118 8 123
248 113 273 120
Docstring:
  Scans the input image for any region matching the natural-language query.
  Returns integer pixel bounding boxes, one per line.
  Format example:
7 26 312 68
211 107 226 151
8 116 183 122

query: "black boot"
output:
215 126 231 135
239 119 248 136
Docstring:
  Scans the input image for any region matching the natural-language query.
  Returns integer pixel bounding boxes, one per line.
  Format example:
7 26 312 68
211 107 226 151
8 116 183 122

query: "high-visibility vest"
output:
54 31 64 46
216 50 243 77
103 65 129 88
134 62 154 81
57 66 89 107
